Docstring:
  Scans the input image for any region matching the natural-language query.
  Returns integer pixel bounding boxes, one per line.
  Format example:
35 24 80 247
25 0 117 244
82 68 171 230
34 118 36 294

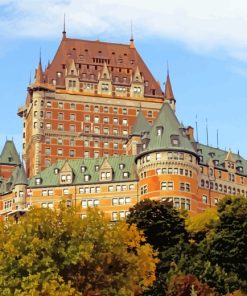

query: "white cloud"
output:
1 0 247 59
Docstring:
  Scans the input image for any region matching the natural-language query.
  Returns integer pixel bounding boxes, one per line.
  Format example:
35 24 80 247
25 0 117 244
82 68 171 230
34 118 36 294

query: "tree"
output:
126 199 188 295
0 204 158 296
167 274 214 296
205 196 247 293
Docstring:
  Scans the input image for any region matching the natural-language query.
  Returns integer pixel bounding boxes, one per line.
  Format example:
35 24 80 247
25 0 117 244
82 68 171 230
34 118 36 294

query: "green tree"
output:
205 196 247 293
0 205 158 296
127 199 188 295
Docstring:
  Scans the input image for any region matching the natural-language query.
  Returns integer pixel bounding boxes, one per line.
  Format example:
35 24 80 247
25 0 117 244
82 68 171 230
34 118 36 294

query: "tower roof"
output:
0 140 21 165
12 164 28 186
145 102 196 154
164 71 175 100
130 111 151 136
42 37 163 97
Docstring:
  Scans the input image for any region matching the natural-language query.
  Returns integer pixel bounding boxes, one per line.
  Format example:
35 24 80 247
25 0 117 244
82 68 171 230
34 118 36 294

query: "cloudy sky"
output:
1 0 247 156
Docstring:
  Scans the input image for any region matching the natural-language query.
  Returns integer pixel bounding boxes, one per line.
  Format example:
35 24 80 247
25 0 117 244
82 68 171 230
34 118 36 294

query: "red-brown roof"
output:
43 37 163 98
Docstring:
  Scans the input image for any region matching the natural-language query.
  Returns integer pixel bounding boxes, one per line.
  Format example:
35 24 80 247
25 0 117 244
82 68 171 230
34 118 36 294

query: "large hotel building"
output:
0 30 247 220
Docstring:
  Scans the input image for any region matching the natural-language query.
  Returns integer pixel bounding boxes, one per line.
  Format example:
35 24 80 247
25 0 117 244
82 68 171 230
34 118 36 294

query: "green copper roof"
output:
13 164 28 186
131 111 151 136
29 155 137 187
145 102 196 154
197 143 247 174
0 140 21 165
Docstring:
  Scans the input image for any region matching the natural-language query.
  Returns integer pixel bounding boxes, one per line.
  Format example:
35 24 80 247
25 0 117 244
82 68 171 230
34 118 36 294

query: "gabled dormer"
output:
65 59 79 91
225 149 235 172
130 67 144 97
59 160 74 184
98 62 112 95
99 158 113 181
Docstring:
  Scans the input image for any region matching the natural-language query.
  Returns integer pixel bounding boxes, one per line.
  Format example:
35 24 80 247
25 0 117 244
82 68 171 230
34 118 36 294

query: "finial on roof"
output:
29 71 32 84
130 20 135 49
35 49 43 84
62 13 66 39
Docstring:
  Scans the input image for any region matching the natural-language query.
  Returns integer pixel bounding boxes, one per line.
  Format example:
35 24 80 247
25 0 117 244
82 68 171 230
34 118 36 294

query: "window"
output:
157 127 163 136
202 195 208 204
94 151 99 158
57 149 63 156
94 116 100 123
103 127 109 135
122 130 128 136
70 114 75 120
46 101 51 108
103 117 109 123
84 151 89 158
148 111 152 117
85 115 90 122
63 188 69 195
113 118 118 124
122 108 127 114
35 178 42 185
122 119 128 125
156 153 161 161
70 103 76 109
70 125 75 132
140 185 147 195
113 107 118 113
45 148 51 156
113 143 118 149
69 150 75 157
123 172 129 178
58 124 64 131
58 112 64 120
156 168 162 175
58 138 63 145
70 139 74 146
94 105 99 112
94 126 100 134
104 106 109 113
84 175 91 182
58 102 63 109
108 185 114 192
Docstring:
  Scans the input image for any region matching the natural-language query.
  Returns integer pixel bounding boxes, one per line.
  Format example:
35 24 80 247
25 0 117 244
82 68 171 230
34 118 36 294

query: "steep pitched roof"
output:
197 143 247 175
12 164 28 186
0 140 21 165
29 155 137 187
164 72 175 100
42 37 163 97
145 102 196 154
130 111 151 136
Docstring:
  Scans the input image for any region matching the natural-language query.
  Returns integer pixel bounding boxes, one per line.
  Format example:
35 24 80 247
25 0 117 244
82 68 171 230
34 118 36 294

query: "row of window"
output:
139 152 191 164
4 200 12 210
200 179 247 196
161 197 191 210
83 125 128 136
140 182 191 194
156 168 193 177
84 116 128 125
46 102 129 114
112 211 130 221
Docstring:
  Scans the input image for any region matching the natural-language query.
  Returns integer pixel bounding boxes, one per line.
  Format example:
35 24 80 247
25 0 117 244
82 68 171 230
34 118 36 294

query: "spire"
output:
164 68 175 100
35 49 43 84
62 13 66 39
131 111 151 136
130 21 135 49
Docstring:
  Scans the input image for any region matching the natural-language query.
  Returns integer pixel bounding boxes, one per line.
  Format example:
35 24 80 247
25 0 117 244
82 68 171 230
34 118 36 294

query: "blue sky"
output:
1 0 247 157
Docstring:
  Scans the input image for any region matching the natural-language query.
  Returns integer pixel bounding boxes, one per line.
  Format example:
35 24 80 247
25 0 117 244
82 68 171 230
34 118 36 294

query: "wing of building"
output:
1 33 247 219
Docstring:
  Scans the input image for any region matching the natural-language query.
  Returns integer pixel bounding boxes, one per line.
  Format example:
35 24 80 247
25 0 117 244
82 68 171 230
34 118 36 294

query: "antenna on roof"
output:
62 13 66 39
216 129 219 149
195 114 199 142
29 71 32 84
167 60 169 75
206 118 209 146
130 20 135 49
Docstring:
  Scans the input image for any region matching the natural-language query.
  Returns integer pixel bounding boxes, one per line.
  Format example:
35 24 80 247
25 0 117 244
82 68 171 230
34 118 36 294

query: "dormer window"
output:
101 172 111 181
95 165 100 172
238 166 243 172
171 135 180 147
214 160 219 166
84 174 91 182
199 156 203 162
8 156 12 162
101 83 109 91
54 168 59 175
81 166 86 173
119 163 125 170
123 172 129 179
157 126 163 136
209 152 215 158
35 178 42 185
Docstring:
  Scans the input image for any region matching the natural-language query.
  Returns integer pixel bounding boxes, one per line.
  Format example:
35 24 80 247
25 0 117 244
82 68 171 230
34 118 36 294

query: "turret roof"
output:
145 102 196 154
131 111 151 136
0 140 21 165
